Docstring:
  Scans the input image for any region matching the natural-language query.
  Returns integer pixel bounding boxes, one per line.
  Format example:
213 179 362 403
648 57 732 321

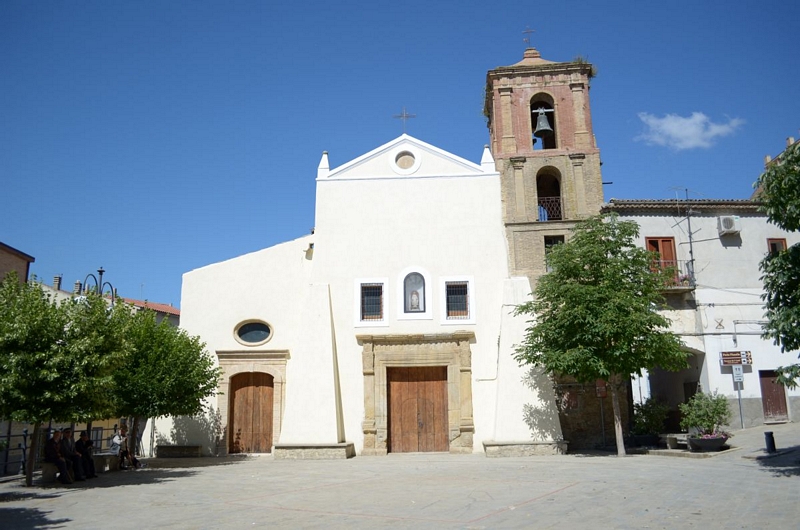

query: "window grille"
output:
445 282 469 319
360 284 383 321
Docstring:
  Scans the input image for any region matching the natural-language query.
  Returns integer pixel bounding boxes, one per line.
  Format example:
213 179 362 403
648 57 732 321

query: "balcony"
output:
655 259 695 293
537 196 563 221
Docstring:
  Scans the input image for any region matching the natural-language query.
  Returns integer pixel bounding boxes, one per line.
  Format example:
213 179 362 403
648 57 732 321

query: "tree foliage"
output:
0 273 128 485
515 214 688 455
755 142 800 385
0 273 220 481
114 307 220 421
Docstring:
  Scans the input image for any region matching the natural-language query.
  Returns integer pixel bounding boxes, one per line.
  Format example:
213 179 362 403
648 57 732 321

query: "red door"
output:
759 370 788 422
388 366 448 452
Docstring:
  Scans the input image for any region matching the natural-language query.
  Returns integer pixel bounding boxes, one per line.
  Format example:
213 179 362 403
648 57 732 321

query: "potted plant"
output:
679 390 732 451
631 398 669 447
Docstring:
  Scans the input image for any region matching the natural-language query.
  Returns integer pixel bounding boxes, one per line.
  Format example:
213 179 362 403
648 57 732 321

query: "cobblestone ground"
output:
1 422 798 529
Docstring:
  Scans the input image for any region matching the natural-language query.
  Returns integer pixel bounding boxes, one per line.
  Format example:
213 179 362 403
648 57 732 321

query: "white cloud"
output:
636 112 744 150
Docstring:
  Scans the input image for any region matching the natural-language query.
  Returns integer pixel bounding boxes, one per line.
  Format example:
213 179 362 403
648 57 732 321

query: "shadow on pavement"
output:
0 507 70 529
756 445 800 477
0 491 60 503
141 455 253 469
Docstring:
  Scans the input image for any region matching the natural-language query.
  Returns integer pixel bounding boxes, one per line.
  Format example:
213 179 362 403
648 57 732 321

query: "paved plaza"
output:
1 422 798 529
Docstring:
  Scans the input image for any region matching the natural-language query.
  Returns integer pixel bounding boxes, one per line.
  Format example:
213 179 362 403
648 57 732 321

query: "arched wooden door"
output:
229 372 274 453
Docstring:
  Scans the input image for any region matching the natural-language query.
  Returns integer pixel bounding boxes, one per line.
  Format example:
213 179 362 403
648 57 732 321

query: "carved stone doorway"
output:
358 332 475 455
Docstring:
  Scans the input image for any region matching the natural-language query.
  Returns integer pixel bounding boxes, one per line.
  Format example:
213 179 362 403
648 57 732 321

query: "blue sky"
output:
2 1 798 308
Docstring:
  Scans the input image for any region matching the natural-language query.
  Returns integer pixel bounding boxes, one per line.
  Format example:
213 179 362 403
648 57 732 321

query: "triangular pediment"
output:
318 134 496 181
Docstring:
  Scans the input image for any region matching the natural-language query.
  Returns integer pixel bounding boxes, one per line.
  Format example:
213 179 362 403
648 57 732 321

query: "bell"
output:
533 108 553 138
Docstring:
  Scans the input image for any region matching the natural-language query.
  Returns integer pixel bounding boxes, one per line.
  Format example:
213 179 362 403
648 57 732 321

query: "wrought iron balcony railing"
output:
653 259 695 290
537 196 562 221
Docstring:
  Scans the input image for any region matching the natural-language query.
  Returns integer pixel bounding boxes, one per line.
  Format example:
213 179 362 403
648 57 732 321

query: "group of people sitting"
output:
44 425 141 485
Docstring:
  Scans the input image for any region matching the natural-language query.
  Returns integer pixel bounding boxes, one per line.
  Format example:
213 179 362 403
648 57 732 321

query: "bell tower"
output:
485 47 604 283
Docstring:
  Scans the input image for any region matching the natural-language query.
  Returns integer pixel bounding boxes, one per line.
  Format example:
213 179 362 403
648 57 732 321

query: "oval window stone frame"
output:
234 320 273 346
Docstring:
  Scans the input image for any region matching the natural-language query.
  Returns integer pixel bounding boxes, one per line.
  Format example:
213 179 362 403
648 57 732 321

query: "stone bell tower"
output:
486 48 619 450
485 47 604 284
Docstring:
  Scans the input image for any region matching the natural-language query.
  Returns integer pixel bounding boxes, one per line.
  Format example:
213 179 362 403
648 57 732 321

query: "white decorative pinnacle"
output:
480 145 495 170
317 151 330 178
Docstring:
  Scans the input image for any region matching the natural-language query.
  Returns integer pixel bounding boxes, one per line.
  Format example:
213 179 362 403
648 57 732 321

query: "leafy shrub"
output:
632 398 670 435
679 391 732 437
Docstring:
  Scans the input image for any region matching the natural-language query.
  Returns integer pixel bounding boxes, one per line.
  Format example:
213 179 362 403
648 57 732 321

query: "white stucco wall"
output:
173 136 561 455
618 208 800 421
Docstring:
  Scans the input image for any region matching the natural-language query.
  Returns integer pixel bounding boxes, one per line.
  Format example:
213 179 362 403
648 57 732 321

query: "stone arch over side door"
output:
358 331 475 455
216 350 289 454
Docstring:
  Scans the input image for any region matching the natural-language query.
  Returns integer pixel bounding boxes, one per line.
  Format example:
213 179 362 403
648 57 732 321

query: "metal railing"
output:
1 424 120 476
537 196 563 221
653 259 695 288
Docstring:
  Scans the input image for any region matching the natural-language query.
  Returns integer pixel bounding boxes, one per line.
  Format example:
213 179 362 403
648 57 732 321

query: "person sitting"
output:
112 426 141 469
75 431 98 478
59 428 86 481
44 430 72 485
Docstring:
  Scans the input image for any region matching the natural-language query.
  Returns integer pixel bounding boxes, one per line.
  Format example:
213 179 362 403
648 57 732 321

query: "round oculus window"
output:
395 151 416 170
235 321 272 345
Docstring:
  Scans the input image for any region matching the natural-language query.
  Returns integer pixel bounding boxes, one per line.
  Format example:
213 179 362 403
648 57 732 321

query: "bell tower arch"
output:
485 47 604 283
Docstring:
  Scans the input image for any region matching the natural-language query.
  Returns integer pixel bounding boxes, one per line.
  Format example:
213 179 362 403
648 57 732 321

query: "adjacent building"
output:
0 242 35 284
603 197 800 428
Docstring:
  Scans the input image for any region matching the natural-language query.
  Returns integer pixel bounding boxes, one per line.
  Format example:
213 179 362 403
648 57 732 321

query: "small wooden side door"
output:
759 370 788 422
229 372 274 453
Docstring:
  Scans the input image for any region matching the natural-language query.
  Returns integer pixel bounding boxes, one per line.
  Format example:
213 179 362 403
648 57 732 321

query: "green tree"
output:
755 142 800 388
0 274 128 485
113 307 221 453
515 214 688 456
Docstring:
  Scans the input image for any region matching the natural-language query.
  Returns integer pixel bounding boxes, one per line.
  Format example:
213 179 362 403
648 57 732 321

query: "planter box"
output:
156 445 202 458
687 436 728 452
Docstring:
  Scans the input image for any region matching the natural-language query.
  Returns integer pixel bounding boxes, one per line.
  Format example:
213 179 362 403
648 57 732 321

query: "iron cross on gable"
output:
393 107 416 133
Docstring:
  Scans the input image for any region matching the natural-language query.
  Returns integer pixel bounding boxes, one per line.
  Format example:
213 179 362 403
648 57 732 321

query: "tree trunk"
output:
609 376 627 456
25 423 41 487
130 416 140 456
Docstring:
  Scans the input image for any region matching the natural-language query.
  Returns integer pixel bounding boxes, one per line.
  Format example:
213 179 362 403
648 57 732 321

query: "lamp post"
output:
82 267 116 301
80 267 116 438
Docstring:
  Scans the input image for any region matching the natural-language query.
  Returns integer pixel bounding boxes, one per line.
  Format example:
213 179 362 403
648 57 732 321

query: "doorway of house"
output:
229 372 274 453
387 366 449 452
759 370 789 422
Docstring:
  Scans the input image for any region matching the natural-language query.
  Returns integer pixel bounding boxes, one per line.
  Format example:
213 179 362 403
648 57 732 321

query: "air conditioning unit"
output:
717 215 742 236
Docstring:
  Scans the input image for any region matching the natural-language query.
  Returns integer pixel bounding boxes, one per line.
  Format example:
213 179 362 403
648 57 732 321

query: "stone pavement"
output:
1 422 798 529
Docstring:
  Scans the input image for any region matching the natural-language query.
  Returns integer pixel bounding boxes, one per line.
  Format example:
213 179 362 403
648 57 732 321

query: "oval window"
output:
235 321 272 345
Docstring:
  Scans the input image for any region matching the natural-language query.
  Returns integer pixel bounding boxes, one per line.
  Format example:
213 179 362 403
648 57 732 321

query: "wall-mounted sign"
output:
595 379 607 398
720 351 752 366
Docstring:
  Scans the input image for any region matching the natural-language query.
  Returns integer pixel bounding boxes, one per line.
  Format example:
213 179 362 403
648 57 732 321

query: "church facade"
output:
154 48 614 457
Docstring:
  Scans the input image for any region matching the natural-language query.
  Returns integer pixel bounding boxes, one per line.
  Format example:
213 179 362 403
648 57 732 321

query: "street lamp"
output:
80 267 116 439
82 267 116 301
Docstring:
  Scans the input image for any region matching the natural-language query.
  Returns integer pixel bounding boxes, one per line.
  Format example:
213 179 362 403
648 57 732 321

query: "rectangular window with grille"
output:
360 284 383 321
445 282 469 319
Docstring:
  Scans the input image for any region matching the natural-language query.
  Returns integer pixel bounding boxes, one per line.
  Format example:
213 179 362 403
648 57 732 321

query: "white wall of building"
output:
172 135 561 455
616 204 800 427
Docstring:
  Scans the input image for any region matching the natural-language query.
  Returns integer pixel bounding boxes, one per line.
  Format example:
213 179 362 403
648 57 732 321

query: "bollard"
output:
765 431 777 453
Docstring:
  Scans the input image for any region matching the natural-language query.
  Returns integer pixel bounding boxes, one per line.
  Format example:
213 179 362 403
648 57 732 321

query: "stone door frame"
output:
357 332 475 455
216 350 289 454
